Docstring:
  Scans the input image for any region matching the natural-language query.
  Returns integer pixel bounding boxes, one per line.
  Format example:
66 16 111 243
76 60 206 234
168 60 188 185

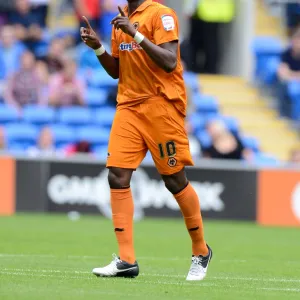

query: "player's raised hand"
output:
111 6 137 37
80 16 101 49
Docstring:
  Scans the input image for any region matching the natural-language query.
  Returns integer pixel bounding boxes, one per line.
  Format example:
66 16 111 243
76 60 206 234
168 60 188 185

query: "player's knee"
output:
162 170 188 195
164 178 179 194
108 168 132 189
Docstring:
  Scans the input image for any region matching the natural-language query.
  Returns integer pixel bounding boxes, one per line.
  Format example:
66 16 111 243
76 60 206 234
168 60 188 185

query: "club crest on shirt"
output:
168 157 177 167
161 15 175 31
119 41 143 52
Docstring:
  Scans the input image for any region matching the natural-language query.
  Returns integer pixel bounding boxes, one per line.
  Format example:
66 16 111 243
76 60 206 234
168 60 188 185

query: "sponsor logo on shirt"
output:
119 41 142 52
161 14 175 31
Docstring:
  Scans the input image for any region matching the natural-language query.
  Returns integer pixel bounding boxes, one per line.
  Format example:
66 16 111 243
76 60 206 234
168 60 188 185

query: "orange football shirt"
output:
111 0 187 116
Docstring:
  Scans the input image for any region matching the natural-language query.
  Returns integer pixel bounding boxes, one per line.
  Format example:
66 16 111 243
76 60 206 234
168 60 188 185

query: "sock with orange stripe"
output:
110 188 135 264
174 183 209 256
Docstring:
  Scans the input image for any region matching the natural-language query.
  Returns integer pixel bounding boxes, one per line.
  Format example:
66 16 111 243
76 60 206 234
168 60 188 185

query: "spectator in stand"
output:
0 2 15 26
74 0 101 43
0 127 6 150
65 141 92 157
102 0 126 12
5 51 45 111
0 25 26 80
9 0 46 51
48 57 85 107
28 127 56 157
285 2 300 37
102 0 163 13
29 0 49 27
184 0 235 73
203 120 246 160
276 28 300 118
41 38 64 74
35 60 49 102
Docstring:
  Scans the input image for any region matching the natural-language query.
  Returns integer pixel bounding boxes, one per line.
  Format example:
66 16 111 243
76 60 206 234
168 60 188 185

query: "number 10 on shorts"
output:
158 141 176 158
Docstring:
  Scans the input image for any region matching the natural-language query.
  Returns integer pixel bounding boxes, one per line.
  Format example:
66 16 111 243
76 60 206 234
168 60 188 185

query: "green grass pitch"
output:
0 214 300 300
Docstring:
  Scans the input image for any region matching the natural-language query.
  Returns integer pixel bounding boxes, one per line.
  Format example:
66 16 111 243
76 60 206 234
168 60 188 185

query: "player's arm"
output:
139 39 178 73
112 7 177 73
80 16 119 79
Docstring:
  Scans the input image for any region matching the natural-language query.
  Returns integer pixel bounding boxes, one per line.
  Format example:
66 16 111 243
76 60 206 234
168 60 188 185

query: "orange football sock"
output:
110 188 135 264
174 183 208 256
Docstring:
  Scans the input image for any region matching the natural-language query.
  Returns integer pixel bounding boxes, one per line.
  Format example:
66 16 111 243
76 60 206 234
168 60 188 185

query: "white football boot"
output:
186 245 213 281
92 254 139 278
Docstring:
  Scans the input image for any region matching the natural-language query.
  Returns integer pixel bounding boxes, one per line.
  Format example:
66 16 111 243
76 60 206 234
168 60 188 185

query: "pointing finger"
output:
118 6 126 17
82 16 92 29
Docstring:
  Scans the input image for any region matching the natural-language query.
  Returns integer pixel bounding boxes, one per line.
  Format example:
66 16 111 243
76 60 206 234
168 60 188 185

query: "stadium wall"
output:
0 156 300 226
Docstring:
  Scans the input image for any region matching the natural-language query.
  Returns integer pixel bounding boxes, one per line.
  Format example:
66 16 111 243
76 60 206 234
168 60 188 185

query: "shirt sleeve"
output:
153 7 179 46
111 28 119 58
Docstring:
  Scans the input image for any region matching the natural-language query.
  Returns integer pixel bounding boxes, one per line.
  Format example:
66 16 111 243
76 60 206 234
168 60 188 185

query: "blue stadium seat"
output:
8 142 25 151
252 36 283 80
52 28 78 40
287 81 300 121
58 107 92 126
86 88 108 107
8 142 26 155
94 107 116 127
77 126 110 146
242 136 260 152
0 105 19 124
5 123 38 147
23 106 55 126
261 57 280 86
87 70 118 88
193 94 219 113
49 125 75 147
251 153 280 166
183 72 200 92
196 131 212 149
34 41 50 58
188 113 206 133
204 113 221 124
100 12 117 41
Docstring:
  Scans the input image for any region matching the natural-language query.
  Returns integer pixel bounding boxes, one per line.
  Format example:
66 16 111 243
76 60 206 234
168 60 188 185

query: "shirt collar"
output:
124 0 152 15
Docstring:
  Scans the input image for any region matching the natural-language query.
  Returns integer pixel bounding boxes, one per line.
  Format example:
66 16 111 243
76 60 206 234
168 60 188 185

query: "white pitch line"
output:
0 271 216 287
1 271 299 293
260 288 300 293
0 253 184 260
0 271 92 281
1 253 300 265
2 268 300 284
1 271 300 291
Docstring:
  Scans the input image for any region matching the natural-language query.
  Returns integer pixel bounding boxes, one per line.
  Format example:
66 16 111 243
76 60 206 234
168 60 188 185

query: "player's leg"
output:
92 107 147 278
161 168 207 255
108 167 135 264
161 169 212 281
140 98 212 281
